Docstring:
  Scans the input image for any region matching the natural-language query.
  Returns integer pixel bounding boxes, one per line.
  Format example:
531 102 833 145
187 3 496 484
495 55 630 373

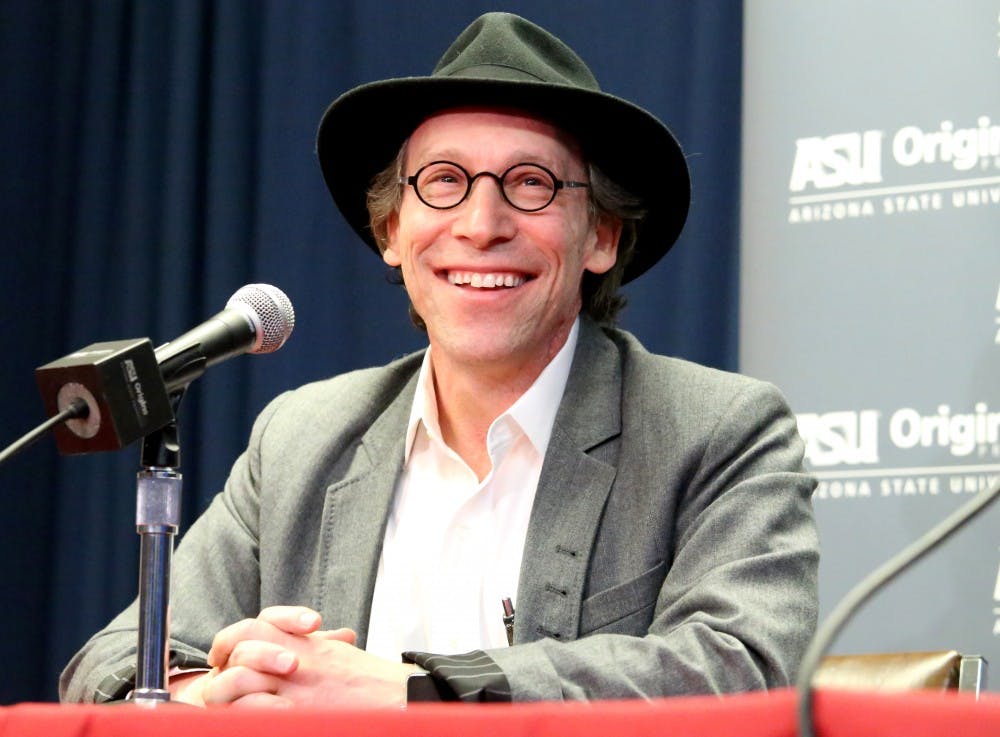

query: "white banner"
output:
741 0 1000 675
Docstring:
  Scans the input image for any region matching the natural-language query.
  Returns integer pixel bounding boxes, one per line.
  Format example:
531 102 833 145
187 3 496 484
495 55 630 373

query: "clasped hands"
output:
170 605 420 708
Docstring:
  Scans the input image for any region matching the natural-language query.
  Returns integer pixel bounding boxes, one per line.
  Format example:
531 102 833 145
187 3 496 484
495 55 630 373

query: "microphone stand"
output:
129 389 186 704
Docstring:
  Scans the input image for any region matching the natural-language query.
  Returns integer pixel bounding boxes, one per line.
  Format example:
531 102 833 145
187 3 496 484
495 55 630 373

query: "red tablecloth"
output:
2 688 998 737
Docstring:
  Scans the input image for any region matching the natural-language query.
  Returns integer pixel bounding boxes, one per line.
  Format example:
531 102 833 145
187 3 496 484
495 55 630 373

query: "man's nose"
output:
450 176 517 247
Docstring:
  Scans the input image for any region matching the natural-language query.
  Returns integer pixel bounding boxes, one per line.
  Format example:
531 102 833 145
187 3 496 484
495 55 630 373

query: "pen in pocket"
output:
501 597 515 646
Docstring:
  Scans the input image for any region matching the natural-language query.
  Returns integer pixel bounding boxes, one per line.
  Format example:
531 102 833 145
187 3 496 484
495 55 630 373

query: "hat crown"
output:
433 12 601 91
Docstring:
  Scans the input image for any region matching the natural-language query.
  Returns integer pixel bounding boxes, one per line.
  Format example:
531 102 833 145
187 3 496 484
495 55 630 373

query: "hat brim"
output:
316 76 690 283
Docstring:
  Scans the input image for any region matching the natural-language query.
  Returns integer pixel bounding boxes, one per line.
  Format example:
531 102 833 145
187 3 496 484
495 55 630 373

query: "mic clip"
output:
35 338 174 455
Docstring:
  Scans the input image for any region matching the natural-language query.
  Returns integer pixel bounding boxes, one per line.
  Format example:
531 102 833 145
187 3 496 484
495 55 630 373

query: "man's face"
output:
383 109 619 379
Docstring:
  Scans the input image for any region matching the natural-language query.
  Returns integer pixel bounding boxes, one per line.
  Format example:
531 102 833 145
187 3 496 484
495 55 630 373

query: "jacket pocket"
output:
578 560 667 636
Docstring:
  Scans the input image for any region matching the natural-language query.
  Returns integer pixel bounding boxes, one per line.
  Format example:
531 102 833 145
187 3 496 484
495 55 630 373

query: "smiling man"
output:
381 109 619 480
61 13 819 707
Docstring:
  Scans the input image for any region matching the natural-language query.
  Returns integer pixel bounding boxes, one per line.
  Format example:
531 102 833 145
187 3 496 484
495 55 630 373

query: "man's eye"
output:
510 173 551 188
426 172 462 185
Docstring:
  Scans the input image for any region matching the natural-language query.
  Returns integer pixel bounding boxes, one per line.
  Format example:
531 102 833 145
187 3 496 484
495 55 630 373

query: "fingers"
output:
200 665 282 706
230 692 294 709
256 606 322 634
208 619 287 667
225 639 299 676
214 629 354 677
207 620 261 668
313 627 357 645
207 607 321 667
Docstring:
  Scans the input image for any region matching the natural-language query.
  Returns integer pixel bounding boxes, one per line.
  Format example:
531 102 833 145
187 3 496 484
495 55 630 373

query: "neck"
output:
428 325 574 480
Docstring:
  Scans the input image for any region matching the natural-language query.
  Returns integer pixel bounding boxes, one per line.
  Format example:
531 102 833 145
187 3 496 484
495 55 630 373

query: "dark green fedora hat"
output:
316 12 690 283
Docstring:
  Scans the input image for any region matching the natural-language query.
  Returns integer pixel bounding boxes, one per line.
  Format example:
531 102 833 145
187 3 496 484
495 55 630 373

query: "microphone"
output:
154 283 295 393
34 284 294 455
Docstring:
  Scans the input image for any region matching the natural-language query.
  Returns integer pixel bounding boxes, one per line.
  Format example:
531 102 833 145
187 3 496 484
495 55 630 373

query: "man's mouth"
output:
446 271 527 289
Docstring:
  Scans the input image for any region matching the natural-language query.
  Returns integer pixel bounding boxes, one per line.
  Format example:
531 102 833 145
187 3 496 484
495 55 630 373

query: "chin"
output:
435 324 535 362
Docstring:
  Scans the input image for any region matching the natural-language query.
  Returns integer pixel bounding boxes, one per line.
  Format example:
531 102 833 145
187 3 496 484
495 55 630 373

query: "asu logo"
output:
789 131 884 192
797 410 880 467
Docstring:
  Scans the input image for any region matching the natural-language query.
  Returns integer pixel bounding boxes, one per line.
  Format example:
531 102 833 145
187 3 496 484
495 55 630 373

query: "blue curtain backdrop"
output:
0 0 742 702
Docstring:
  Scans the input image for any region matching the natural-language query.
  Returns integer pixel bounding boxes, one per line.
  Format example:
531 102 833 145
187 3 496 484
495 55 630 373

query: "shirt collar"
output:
404 317 580 462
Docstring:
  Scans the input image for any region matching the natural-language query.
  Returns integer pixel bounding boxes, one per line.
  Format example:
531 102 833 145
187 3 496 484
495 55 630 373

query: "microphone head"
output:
226 284 295 354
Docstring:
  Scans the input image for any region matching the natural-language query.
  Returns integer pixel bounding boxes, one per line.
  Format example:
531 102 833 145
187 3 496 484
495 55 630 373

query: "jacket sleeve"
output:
57 394 288 703
488 379 819 700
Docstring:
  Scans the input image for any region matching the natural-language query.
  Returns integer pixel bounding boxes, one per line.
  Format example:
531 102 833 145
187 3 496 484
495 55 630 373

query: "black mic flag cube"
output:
35 338 174 455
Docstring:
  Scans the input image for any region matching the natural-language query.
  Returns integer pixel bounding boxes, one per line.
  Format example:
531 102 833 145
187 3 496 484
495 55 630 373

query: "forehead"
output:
405 107 584 166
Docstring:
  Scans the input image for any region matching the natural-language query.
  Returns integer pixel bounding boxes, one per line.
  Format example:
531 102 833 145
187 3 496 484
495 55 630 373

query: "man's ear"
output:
584 216 622 275
382 212 402 267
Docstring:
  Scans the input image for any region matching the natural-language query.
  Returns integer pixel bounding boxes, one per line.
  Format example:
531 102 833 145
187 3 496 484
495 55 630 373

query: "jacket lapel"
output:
317 371 417 647
514 319 622 644
316 321 623 647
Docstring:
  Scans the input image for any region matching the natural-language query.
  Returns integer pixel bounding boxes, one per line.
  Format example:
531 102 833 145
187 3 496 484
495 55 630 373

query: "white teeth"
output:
447 271 525 289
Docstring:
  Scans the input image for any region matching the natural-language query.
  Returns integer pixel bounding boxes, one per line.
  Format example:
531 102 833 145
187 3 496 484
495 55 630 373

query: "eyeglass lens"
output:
414 162 558 212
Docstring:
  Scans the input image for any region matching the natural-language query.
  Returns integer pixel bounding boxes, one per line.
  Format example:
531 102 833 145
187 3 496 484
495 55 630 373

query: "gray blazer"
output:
61 318 819 702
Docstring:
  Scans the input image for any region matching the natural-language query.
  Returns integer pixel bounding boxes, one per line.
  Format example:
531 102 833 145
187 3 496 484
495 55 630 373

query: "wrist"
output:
169 670 212 707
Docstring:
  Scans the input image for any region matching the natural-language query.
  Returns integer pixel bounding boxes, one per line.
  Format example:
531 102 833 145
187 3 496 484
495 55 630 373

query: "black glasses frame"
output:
400 160 590 213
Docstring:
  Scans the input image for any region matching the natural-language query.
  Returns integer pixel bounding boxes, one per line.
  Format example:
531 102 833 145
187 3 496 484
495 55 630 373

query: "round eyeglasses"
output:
400 161 590 213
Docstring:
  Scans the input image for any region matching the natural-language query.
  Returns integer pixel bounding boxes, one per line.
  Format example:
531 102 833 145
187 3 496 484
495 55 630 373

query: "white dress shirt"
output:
365 319 580 659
